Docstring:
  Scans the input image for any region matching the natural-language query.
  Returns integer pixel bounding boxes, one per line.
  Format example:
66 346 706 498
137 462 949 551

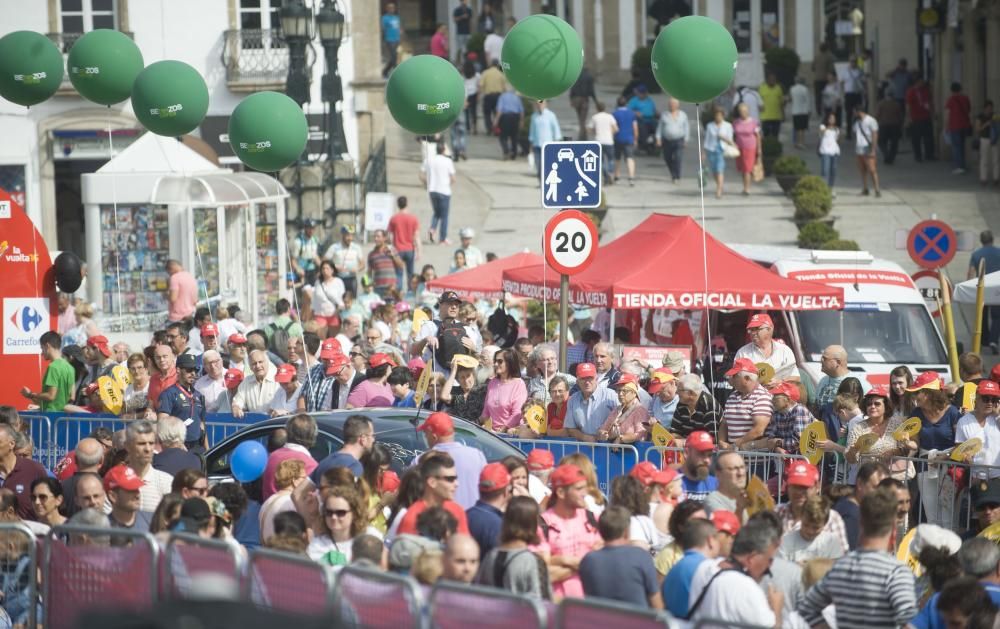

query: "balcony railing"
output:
222 28 314 91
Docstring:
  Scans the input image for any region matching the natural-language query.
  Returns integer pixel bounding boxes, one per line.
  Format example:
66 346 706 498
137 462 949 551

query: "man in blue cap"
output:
157 353 207 453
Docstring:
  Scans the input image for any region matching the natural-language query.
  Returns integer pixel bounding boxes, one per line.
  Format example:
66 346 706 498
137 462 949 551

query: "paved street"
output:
384 80 1000 344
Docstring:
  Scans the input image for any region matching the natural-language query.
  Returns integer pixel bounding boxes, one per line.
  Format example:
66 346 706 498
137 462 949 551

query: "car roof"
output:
253 407 473 437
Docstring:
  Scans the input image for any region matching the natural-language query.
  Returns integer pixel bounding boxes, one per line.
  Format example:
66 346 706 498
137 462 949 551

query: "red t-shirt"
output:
396 499 469 535
147 368 177 412
946 93 972 131
387 212 419 253
547 401 567 430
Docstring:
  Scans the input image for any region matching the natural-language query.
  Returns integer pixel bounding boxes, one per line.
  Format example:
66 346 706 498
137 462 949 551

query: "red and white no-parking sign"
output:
911 269 942 318
544 210 598 276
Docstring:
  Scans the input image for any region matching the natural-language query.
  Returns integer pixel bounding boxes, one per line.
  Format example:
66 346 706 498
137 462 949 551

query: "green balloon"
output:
228 91 308 172
385 55 465 135
651 16 738 104
0 31 64 107
131 61 209 136
500 14 583 101
67 29 144 105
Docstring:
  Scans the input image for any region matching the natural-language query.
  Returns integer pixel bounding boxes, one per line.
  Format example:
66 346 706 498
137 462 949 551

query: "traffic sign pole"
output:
559 274 569 373
544 210 599 372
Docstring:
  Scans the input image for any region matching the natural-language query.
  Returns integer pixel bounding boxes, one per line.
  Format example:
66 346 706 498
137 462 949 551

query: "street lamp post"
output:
280 0 313 108
317 0 347 160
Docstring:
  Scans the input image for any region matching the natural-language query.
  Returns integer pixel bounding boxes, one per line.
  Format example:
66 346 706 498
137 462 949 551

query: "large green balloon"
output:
67 29 144 105
385 55 465 135
228 91 308 172
131 61 209 136
0 31 64 107
651 16 738 104
500 14 583 101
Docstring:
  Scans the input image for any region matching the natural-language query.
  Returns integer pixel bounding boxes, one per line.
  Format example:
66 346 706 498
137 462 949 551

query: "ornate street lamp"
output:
280 0 314 107
317 0 347 159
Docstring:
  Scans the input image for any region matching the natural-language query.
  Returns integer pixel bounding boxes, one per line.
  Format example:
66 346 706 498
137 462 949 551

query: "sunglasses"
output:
434 475 459 483
982 396 1000 403
325 509 351 518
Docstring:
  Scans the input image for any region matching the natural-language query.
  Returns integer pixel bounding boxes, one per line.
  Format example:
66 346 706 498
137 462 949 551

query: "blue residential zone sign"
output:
540 141 602 209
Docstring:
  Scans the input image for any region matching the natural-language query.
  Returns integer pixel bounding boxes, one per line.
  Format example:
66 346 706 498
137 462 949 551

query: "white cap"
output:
459 227 475 238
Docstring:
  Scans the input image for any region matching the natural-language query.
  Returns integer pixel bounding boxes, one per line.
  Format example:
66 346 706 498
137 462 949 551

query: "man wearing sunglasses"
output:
395 452 470 536
955 379 1000 477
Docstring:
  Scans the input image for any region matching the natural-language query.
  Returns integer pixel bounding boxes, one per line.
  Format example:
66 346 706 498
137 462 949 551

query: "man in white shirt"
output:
483 31 503 65
124 420 173 514
956 379 1000 479
268 363 302 417
195 349 230 413
337 314 361 356
734 313 799 388
458 227 485 267
232 349 280 417
419 142 457 245
588 101 619 185
324 225 366 296
687 515 784 627
789 77 811 149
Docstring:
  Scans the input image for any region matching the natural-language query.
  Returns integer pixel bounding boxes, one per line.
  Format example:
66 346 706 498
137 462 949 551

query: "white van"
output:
728 246 951 390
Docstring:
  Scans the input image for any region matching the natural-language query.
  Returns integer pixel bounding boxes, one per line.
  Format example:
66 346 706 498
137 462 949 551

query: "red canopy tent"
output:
501 214 844 310
427 251 543 300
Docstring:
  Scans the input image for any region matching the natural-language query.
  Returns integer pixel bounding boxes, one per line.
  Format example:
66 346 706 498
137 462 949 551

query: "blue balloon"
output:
231 441 268 483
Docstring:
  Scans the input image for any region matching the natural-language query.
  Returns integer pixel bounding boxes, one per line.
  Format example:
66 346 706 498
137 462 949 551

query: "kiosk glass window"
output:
100 204 169 314
256 203 280 317
193 208 221 301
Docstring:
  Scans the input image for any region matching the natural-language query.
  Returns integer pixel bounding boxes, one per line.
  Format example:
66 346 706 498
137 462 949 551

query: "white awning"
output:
150 171 287 206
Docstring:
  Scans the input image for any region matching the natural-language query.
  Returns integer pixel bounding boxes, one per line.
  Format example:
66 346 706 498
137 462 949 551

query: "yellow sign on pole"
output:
523 404 546 435
97 375 123 415
413 363 432 407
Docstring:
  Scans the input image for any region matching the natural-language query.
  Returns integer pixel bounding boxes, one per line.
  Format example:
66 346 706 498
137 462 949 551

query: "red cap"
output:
479 462 512 491
325 355 350 376
652 467 679 486
416 412 454 437
83 382 100 396
772 381 800 403
991 364 1000 384
746 313 773 329
369 353 396 369
648 368 676 394
526 449 555 471
380 470 401 493
711 510 741 536
275 363 296 383
549 464 587 488
228 333 247 345
864 384 891 400
629 461 659 486
906 371 943 392
407 357 426 379
725 357 758 377
103 465 145 492
224 368 244 389
787 461 819 487
613 373 639 388
319 338 342 359
87 335 111 357
979 379 1000 397
686 430 716 452
200 322 219 338
576 363 597 378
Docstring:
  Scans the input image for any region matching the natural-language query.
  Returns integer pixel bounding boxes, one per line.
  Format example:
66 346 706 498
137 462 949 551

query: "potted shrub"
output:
630 46 661 94
764 46 800 90
820 239 861 251
761 136 783 175
773 155 809 194
797 222 839 249
792 175 833 227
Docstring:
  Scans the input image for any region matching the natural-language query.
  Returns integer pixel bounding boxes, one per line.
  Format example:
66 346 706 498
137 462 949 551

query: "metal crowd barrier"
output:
18 414 52 469
428 580 548 629
164 532 248 601
332 564 426 629
0 523 38 628
43 525 160 628
888 455 1000 532
249 546 335 615
556 596 674 628
49 415 128 470
503 438 640 494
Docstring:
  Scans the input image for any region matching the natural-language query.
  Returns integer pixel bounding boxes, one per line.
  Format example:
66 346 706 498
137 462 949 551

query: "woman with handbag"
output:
702 107 735 199
732 103 762 196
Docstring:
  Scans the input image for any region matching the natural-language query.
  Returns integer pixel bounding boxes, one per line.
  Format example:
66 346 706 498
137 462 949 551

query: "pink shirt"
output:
541 507 602 598
58 305 76 335
168 270 198 321
598 403 651 441
346 379 394 408
261 444 318 499
430 31 448 58
483 377 528 431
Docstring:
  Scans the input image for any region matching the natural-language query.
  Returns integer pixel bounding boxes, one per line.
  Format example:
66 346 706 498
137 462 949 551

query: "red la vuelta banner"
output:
0 188 57 408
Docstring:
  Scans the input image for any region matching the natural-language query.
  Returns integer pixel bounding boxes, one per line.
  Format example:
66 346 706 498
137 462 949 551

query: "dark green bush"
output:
792 175 833 220
798 222 839 249
773 155 809 176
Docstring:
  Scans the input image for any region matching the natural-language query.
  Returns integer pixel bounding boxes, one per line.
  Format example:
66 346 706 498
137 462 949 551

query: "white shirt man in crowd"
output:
325 226 366 295
123 420 173 513
734 313 798 387
195 349 230 413
955 379 1000 478
268 363 303 416
564 363 619 442
232 349 280 417
719 358 774 449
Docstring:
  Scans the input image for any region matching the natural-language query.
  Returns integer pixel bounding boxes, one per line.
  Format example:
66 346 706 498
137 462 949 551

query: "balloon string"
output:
107 113 123 325
695 105 716 438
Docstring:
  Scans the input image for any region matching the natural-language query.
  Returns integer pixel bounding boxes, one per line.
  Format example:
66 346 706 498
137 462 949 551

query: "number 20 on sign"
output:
544 210 599 276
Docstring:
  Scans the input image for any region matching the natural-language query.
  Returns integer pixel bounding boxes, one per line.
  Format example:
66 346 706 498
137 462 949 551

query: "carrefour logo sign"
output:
3 298 48 355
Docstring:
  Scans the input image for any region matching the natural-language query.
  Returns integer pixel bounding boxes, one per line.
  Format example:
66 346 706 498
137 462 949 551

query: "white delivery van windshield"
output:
795 304 948 365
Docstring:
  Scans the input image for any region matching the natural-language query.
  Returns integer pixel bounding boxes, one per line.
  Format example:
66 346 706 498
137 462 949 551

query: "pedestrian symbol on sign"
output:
540 141 603 209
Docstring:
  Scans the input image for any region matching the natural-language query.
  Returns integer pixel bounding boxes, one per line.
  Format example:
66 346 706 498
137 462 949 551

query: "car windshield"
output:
796 304 947 365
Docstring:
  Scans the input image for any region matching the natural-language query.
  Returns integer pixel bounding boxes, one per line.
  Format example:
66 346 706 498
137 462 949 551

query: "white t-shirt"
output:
195 375 230 413
688 558 776 627
589 112 618 146
956 412 1000 478
484 33 503 64
267 385 302 415
779 529 845 563
734 340 798 382
790 84 811 116
421 154 456 196
464 74 480 97
818 126 841 156
854 115 879 149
